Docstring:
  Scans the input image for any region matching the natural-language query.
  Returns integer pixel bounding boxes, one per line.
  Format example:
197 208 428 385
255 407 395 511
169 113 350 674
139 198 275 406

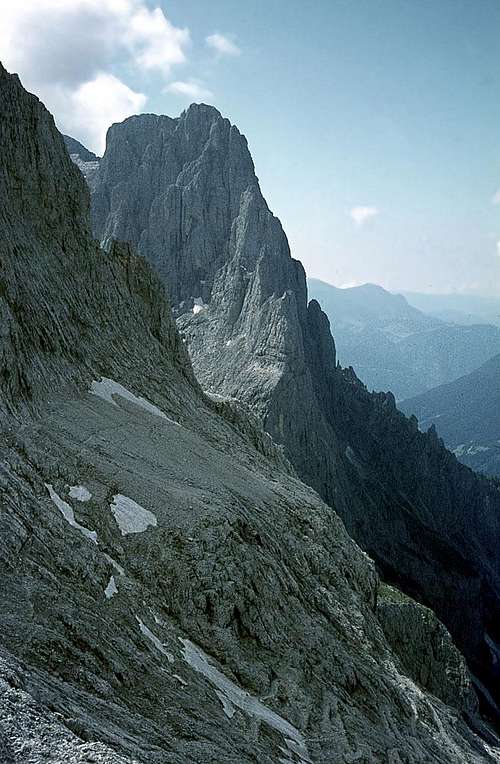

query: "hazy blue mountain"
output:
403 291 500 328
400 353 500 477
308 278 500 400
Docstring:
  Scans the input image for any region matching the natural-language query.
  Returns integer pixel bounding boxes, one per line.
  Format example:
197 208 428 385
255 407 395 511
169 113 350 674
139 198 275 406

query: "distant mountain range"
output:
403 291 500 327
308 278 500 400
400 353 500 477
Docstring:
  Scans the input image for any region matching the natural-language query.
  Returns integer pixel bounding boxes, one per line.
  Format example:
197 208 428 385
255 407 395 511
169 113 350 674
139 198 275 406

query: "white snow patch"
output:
469 445 490 455
192 297 207 314
90 377 178 425
180 638 311 761
136 617 174 663
104 575 118 599
453 443 490 457
110 494 157 535
215 690 236 718
69 485 91 502
104 554 125 576
45 484 97 544
173 673 188 686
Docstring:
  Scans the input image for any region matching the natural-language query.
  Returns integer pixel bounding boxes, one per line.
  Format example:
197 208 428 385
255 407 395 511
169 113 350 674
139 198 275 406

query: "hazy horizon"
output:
309 276 500 300
2 0 499 296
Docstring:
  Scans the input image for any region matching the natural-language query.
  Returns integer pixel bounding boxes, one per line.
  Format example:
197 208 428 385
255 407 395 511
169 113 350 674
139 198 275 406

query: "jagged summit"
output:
181 101 224 120
89 102 500 725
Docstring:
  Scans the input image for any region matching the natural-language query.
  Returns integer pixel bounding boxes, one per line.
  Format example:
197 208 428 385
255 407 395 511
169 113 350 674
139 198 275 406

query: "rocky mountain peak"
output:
91 106 262 307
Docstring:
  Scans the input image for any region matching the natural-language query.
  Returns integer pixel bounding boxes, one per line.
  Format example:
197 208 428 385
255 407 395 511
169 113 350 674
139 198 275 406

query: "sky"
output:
1 0 500 295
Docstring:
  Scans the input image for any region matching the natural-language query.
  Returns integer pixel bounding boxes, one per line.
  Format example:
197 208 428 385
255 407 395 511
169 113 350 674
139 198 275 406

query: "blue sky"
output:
2 1 500 294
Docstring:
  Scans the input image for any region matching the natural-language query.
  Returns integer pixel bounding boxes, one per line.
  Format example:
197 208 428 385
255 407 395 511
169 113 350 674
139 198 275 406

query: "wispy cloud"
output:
492 189 500 205
350 206 379 227
166 79 214 101
206 33 241 57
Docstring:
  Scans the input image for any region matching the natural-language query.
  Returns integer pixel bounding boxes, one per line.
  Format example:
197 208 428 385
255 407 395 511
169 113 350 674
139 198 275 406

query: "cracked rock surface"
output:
89 103 500 724
2 63 500 762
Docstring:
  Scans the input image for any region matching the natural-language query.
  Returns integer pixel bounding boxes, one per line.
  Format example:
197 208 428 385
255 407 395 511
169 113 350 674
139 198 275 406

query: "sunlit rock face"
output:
89 103 500 725
5 62 500 761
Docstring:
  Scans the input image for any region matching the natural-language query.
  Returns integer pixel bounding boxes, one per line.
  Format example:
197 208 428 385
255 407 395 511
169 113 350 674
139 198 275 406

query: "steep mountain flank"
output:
307 278 500 400
400 353 500 477
89 104 500 724
4 64 500 762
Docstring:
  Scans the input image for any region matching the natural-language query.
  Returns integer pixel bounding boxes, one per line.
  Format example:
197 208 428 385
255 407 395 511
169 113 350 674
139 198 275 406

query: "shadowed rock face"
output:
89 104 500 724
400 352 500 477
5 63 500 762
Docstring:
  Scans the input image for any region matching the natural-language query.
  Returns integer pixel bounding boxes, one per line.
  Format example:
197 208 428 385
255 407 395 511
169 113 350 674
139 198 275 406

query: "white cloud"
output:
350 206 379 227
166 79 214 101
68 74 147 154
125 6 189 75
206 33 241 57
492 190 500 205
0 1 190 153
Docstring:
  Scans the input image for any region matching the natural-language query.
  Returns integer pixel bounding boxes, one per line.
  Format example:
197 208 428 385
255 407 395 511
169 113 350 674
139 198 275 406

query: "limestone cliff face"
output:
6 63 500 762
63 134 100 187
89 104 500 724
91 107 263 307
0 78 193 425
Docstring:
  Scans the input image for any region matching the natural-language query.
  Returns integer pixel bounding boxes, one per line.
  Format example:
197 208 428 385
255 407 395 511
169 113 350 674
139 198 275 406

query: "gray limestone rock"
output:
89 103 500 726
377 583 478 716
2 61 500 762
